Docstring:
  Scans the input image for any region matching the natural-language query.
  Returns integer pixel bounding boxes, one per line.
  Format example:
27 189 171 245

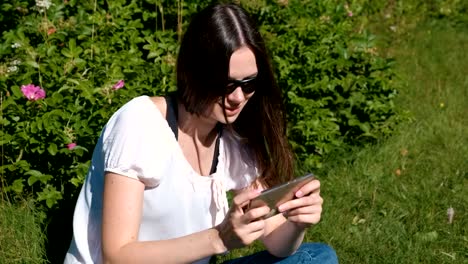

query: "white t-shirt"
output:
64 96 258 264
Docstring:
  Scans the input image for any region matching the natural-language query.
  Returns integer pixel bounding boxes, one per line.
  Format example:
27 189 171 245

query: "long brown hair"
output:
176 3 294 187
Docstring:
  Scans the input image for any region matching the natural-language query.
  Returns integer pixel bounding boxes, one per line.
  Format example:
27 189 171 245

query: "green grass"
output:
310 22 468 263
0 200 47 264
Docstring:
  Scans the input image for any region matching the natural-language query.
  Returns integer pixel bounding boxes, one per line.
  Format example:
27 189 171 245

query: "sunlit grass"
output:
0 200 47 264
311 21 468 263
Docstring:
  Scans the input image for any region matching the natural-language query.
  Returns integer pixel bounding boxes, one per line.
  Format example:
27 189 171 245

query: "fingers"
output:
232 189 261 210
278 191 323 212
217 207 267 249
224 216 266 235
244 217 266 232
281 199 323 227
276 179 323 228
242 205 271 223
231 189 273 221
284 211 322 226
236 227 265 246
283 204 322 217
294 179 320 198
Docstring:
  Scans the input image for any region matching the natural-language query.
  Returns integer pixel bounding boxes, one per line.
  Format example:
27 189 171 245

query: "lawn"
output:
0 200 46 263
308 21 468 263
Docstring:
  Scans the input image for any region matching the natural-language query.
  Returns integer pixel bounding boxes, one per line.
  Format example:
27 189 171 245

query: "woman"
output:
65 3 338 264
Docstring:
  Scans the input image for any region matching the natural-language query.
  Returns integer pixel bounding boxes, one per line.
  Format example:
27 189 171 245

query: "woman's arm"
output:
102 172 270 264
260 214 305 257
101 172 226 264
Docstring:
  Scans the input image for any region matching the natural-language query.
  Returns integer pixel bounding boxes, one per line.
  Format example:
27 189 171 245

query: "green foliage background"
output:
1 0 407 209
1 0 467 263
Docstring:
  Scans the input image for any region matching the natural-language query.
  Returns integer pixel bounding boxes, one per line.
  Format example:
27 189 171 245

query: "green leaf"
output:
61 49 73 58
46 198 54 208
47 143 58 156
148 51 161 59
25 60 39 68
47 45 57 56
10 179 24 193
10 85 23 98
25 170 52 185
66 78 81 85
27 173 41 186
69 38 76 51
37 185 63 208
25 170 43 178
0 133 13 145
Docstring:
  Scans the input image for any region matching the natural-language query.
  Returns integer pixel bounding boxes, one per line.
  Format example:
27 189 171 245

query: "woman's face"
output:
208 46 258 124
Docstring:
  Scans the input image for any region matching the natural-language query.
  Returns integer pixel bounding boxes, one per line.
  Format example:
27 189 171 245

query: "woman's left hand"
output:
277 179 323 230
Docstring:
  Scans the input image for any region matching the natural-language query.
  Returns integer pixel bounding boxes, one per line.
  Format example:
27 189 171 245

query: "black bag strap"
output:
164 94 221 174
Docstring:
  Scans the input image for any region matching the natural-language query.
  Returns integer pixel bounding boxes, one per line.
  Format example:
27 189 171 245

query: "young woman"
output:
65 3 338 264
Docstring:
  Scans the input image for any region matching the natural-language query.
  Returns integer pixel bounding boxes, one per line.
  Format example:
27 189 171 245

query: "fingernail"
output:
296 190 303 197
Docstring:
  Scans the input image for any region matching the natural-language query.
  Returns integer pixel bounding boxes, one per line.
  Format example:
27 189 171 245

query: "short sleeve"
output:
221 131 259 191
101 97 173 187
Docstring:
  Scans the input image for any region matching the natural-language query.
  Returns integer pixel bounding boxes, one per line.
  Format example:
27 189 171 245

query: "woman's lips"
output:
225 106 241 116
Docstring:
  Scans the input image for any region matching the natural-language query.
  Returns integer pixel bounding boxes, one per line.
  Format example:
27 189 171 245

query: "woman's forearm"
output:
103 228 227 264
261 218 306 257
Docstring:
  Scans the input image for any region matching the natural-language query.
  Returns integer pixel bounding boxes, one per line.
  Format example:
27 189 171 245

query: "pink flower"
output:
47 28 56 35
112 80 125 90
348 11 353 17
21 84 46 101
67 143 77 150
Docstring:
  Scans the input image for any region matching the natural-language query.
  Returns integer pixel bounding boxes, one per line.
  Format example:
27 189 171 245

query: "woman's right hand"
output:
215 189 271 250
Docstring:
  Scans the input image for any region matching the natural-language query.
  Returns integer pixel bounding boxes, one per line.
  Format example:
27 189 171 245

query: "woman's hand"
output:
215 189 271 251
277 179 323 230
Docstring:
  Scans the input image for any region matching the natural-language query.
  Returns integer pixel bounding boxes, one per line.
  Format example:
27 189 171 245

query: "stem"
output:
38 57 43 88
155 1 158 32
178 0 183 42
91 0 97 60
158 3 165 32
0 92 5 202
15 149 24 163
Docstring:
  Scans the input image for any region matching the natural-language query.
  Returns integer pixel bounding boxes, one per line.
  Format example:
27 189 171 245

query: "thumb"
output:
232 189 262 212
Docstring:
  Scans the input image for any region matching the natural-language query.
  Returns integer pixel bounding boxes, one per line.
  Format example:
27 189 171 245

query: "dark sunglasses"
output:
225 76 257 95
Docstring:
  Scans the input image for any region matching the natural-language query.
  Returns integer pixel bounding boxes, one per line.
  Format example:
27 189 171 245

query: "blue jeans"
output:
222 243 338 264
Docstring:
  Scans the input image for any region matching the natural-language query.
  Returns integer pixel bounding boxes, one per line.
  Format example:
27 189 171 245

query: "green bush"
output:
0 0 180 208
247 1 400 169
0 0 402 208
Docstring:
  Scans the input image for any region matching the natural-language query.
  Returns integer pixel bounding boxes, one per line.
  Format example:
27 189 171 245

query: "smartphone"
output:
248 173 316 219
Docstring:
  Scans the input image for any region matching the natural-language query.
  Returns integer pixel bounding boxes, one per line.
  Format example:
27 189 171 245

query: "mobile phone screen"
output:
248 173 315 219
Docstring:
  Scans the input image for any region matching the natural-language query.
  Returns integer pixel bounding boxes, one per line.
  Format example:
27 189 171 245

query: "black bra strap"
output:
165 94 178 139
209 125 222 174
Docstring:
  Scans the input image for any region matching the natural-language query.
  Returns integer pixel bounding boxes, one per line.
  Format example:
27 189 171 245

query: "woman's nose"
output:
226 86 246 104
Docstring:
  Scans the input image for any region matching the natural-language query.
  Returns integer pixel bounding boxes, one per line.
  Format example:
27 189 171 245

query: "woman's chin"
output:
217 114 240 124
